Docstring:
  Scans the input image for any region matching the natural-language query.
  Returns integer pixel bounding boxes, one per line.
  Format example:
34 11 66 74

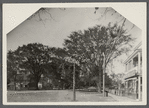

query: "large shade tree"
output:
63 22 135 92
13 43 53 89
8 43 81 90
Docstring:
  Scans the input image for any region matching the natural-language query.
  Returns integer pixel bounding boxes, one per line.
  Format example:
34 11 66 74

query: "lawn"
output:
7 90 116 102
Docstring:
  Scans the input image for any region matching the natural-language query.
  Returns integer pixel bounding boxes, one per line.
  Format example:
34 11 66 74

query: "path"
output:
108 93 138 102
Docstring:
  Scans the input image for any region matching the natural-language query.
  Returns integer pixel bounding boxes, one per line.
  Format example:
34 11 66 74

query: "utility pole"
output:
102 52 105 97
73 62 76 101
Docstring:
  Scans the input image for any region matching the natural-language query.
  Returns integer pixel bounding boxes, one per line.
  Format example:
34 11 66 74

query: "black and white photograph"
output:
3 3 147 105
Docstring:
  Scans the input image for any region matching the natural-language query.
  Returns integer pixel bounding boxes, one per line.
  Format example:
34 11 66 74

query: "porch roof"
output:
124 49 142 64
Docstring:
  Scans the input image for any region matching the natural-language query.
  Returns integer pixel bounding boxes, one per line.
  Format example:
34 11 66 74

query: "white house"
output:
123 42 142 100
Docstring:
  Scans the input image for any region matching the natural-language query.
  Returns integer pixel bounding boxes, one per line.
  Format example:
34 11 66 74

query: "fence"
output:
109 89 125 96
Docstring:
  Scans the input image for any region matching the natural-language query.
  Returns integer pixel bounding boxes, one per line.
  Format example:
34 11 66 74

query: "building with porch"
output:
123 42 142 100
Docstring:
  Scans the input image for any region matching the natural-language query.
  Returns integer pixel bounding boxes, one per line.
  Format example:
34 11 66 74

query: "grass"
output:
7 90 116 102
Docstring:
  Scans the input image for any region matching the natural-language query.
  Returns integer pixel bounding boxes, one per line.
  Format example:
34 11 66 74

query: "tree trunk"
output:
35 81 39 90
35 77 40 90
14 74 17 90
97 66 103 93
97 82 102 93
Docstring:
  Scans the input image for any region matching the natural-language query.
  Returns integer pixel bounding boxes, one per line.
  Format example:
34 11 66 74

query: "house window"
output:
133 56 138 67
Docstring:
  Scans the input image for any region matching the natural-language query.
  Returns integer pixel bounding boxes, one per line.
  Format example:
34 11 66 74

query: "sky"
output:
7 8 142 74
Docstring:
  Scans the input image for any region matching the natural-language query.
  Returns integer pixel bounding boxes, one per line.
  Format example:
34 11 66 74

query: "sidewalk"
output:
108 93 138 102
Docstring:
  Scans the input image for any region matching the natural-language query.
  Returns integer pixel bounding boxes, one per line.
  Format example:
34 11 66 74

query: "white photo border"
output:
3 2 147 105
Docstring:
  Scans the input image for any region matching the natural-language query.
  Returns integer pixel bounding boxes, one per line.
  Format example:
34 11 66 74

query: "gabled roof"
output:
124 42 142 64
134 42 142 51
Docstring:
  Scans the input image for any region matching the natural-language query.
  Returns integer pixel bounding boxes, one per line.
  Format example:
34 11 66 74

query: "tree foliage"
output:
7 50 18 89
63 22 134 91
10 43 53 89
7 43 81 90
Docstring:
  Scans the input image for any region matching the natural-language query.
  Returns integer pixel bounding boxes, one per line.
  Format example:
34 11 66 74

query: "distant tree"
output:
110 73 125 89
63 23 134 92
